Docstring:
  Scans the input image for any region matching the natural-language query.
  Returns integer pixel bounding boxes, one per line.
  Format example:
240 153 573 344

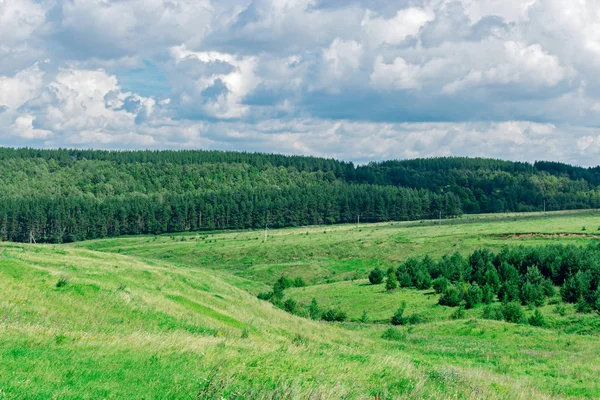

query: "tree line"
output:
0 185 460 243
2 147 600 242
371 243 600 313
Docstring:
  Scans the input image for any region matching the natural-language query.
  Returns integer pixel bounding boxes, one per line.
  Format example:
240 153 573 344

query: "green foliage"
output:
528 309 546 327
385 268 398 291
482 285 495 304
438 285 462 307
520 267 546 306
464 283 483 309
432 277 450 294
292 277 307 288
381 328 406 341
257 291 273 301
481 305 503 321
359 310 369 323
368 267 385 285
391 302 407 326
450 307 466 320
500 302 526 324
308 298 321 320
4 149 600 243
283 298 297 314
320 308 347 322
56 275 69 288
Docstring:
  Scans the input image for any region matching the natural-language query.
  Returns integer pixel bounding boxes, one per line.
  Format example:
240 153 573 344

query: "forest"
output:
2 147 600 243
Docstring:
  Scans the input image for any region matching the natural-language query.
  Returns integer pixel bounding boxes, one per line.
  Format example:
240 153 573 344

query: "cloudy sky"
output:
1 0 600 164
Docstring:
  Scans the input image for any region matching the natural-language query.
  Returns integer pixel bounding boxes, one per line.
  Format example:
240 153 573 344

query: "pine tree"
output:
385 268 398 291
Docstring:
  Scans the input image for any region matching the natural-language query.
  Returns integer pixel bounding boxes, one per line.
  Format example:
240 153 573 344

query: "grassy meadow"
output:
2 210 600 398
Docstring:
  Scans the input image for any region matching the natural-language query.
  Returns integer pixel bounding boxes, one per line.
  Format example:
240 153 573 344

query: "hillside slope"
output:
0 246 598 399
3 210 600 398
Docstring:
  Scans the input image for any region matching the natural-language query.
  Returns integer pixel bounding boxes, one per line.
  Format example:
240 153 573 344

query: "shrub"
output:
283 298 297 314
274 276 293 292
56 275 69 288
439 285 462 307
542 279 556 298
553 304 567 316
432 277 450 294
308 298 320 320
520 267 546 306
528 309 546 327
391 303 407 326
501 302 526 323
414 270 432 290
464 283 483 309
241 328 250 339
482 285 495 304
481 305 503 321
450 307 465 320
498 282 520 303
292 277 307 287
397 271 413 288
359 310 369 323
321 308 347 322
407 313 422 325
368 267 385 285
381 328 406 341
257 291 273 301
385 268 398 291
576 297 593 313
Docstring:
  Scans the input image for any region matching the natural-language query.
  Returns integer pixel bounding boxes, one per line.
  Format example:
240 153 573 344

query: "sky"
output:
1 0 600 165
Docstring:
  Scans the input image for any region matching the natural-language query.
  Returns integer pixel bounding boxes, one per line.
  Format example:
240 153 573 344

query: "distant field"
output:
2 209 600 398
78 209 600 291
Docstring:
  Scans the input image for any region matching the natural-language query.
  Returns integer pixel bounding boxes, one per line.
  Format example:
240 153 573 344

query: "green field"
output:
3 210 600 398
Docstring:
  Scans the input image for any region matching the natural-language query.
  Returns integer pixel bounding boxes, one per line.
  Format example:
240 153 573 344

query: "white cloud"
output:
323 39 363 79
170 45 258 118
0 0 46 46
443 41 568 93
459 0 537 23
0 64 44 109
362 7 434 46
10 114 52 139
370 56 421 90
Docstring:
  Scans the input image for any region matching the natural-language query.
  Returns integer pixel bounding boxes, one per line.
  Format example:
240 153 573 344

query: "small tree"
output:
520 267 545 306
482 284 495 304
391 306 406 326
481 305 503 320
528 309 546 327
439 285 462 307
368 267 385 285
413 269 432 290
283 298 297 314
498 282 520 303
359 310 369 323
385 268 398 291
501 302 525 324
432 277 450 294
308 298 320 320
464 283 483 309
542 279 556 298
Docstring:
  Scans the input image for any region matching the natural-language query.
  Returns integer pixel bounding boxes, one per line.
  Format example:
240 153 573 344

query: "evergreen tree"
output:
464 283 483 309
368 267 385 285
385 268 399 291
528 309 546 327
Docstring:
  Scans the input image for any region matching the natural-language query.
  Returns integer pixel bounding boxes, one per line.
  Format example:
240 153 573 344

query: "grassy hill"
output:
1 210 600 398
